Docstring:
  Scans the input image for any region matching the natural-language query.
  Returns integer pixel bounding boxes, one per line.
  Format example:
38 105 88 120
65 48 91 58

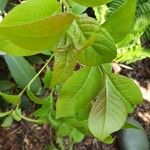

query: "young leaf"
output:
1 115 13 127
73 0 112 7
102 0 137 43
51 47 76 86
0 80 14 92
88 73 143 142
12 110 22 121
70 128 85 143
75 16 117 66
0 92 20 105
27 89 49 105
56 66 103 118
0 0 75 55
33 104 50 118
43 69 52 88
0 111 10 118
4 55 41 93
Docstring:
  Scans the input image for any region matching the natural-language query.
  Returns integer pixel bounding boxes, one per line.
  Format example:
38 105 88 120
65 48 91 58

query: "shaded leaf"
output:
119 118 149 150
1 115 13 127
0 92 20 104
4 55 41 93
0 0 8 13
0 80 14 92
0 111 10 118
43 69 52 88
27 88 49 105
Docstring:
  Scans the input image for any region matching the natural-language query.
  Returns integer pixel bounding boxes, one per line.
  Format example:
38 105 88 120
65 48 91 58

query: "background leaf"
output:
0 80 14 92
1 115 13 127
102 0 137 43
4 55 41 93
73 0 112 7
0 0 8 13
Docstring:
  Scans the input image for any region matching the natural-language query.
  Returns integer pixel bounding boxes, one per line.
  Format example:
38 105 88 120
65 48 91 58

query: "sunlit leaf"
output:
102 0 137 43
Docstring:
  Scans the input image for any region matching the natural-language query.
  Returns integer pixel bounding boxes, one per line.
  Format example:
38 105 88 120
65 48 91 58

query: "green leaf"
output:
27 88 49 105
0 40 38 56
68 0 87 14
0 80 14 92
73 0 112 7
1 115 13 127
102 0 137 43
57 123 71 136
4 55 41 93
0 0 8 13
0 0 75 55
123 122 141 130
43 69 52 88
119 118 149 150
75 16 116 66
12 110 22 121
108 74 143 105
2 0 60 25
70 128 85 142
0 111 10 118
56 66 103 118
33 104 50 118
88 73 143 142
0 92 20 104
51 47 76 86
15 107 47 124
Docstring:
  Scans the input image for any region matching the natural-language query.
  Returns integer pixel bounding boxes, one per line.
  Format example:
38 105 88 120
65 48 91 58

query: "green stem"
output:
19 54 54 96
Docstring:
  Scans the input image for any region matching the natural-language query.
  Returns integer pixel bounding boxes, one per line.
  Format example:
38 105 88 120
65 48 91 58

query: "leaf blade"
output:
102 0 137 43
56 66 103 118
4 55 41 93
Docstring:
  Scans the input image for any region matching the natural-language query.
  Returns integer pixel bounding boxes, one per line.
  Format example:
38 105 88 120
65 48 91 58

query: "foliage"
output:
108 0 150 63
0 0 143 145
